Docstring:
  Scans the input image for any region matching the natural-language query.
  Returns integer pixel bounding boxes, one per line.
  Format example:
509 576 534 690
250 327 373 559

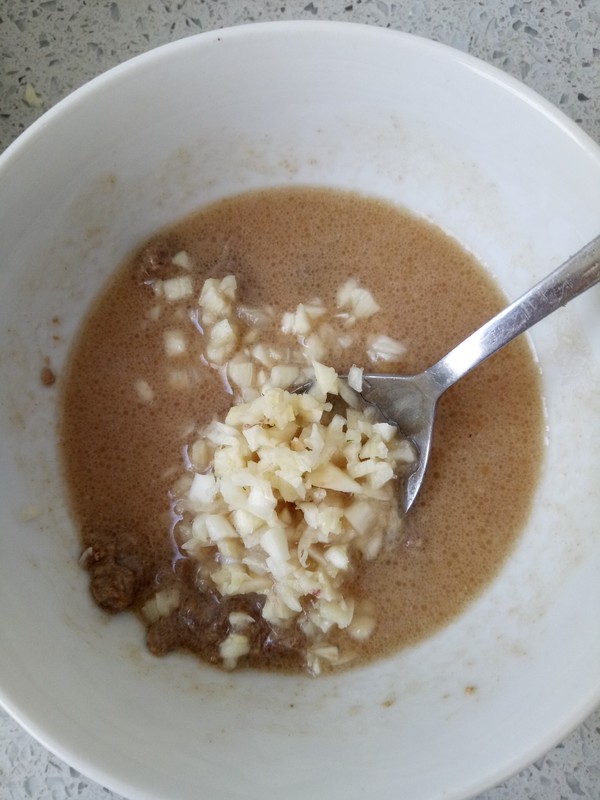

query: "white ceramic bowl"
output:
0 21 599 800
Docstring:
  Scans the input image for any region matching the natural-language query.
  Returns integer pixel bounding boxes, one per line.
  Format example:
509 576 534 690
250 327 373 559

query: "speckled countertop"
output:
1 2 599 799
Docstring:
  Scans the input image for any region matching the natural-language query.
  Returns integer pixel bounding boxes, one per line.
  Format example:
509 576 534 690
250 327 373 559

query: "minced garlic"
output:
141 268 412 674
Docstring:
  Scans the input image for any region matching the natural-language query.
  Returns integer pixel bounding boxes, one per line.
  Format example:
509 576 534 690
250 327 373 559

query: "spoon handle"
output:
426 233 600 394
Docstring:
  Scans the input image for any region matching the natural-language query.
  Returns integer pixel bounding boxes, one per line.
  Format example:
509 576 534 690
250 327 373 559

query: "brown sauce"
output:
60 187 543 672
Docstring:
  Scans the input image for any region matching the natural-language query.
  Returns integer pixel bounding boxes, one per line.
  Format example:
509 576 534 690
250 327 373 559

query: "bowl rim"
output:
2 19 600 172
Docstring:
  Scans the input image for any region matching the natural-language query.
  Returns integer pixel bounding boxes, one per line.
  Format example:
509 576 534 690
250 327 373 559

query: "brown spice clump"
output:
40 365 56 386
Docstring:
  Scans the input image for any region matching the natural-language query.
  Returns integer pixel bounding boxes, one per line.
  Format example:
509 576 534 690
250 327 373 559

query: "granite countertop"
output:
1 1 599 799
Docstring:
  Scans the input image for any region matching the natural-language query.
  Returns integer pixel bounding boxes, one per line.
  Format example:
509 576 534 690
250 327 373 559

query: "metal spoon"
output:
345 234 600 513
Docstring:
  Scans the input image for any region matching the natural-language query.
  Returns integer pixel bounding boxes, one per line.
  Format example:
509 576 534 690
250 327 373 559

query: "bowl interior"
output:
0 22 599 800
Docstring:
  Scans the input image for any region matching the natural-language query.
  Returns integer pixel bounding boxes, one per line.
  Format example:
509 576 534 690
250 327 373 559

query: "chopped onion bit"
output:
163 275 193 302
348 364 363 392
171 250 193 270
367 334 407 363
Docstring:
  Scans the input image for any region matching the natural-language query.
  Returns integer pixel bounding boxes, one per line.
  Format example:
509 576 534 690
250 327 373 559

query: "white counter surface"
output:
1 1 599 799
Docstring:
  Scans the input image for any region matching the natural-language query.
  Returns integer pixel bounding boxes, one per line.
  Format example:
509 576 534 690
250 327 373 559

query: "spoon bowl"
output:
353 371 439 511
341 233 600 512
